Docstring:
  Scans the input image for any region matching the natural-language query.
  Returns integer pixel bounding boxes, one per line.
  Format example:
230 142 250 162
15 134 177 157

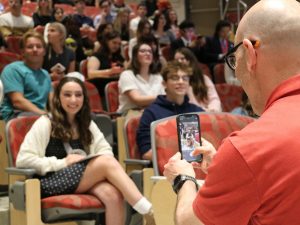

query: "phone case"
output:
176 114 202 162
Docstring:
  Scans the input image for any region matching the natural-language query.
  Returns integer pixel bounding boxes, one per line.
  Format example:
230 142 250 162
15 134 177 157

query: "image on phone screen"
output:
176 114 202 162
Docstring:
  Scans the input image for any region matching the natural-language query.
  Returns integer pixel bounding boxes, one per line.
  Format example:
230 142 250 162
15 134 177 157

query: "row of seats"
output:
5 111 255 225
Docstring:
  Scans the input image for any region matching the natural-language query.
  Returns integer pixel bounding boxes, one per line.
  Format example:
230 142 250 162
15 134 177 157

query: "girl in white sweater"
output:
16 76 155 225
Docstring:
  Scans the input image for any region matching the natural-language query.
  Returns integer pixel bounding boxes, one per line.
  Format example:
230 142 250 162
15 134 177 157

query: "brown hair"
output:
20 31 46 50
50 77 92 152
129 42 160 74
161 61 193 82
175 48 208 101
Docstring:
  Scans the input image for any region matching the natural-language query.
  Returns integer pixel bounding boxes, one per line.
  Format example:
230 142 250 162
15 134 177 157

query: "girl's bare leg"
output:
88 181 125 225
75 155 143 206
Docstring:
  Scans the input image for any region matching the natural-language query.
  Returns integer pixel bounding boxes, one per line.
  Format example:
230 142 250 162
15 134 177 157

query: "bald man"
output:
164 0 300 224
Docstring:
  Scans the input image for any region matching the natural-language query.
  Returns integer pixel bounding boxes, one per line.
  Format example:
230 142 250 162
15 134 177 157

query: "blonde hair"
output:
48 22 67 45
113 9 129 34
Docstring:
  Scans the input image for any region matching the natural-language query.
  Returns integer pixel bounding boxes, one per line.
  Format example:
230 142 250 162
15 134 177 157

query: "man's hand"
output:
163 152 195 183
191 138 217 174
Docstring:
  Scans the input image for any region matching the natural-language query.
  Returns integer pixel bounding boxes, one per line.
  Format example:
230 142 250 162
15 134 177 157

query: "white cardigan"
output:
16 116 113 176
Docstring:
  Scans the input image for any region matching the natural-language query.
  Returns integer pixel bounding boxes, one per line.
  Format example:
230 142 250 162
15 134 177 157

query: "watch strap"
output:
172 174 199 194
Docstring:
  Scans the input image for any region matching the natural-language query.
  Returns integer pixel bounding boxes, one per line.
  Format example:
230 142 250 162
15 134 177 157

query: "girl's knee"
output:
93 155 121 170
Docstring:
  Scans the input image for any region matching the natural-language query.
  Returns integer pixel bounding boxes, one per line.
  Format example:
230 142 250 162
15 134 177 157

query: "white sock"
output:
133 197 152 215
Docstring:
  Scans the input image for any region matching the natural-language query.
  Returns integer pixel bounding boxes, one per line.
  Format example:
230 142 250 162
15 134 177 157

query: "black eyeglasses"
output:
224 40 259 70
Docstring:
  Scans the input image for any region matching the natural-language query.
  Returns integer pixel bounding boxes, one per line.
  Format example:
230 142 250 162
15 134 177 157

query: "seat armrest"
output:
6 167 36 177
150 176 166 182
124 159 151 166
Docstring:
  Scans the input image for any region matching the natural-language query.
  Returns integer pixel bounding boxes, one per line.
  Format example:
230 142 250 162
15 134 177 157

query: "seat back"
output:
198 62 212 79
54 3 75 15
0 51 21 74
215 83 243 112
213 63 226 84
52 80 104 112
79 59 88 79
84 6 100 19
104 81 119 113
6 36 22 54
6 116 39 167
124 115 141 159
21 2 37 16
161 45 172 61
151 112 255 179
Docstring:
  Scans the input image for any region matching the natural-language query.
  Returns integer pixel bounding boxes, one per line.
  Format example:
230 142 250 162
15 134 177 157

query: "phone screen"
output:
176 114 202 162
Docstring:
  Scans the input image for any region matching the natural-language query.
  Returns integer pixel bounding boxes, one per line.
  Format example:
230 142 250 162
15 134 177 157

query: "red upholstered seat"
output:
0 51 21 74
84 81 104 112
123 45 129 61
6 116 39 166
124 115 141 159
84 6 100 19
105 81 119 113
21 2 37 16
152 113 255 179
52 80 104 113
54 3 75 15
161 45 172 61
42 194 103 210
6 36 22 54
213 63 226 84
215 83 244 112
198 62 212 79
6 116 105 224
79 59 88 79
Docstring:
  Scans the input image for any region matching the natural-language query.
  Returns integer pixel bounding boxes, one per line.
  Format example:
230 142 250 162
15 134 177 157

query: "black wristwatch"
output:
172 174 199 194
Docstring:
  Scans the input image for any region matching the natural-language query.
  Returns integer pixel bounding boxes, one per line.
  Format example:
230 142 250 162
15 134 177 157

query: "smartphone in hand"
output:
176 114 202 162
50 63 66 73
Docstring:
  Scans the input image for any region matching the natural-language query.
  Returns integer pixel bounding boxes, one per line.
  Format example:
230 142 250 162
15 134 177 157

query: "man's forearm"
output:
12 98 46 115
176 181 204 225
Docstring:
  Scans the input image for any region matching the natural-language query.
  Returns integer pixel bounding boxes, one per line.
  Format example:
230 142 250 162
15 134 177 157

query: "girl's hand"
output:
66 154 85 166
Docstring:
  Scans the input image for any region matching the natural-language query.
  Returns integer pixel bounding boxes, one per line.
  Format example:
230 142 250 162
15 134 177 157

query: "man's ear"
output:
243 39 257 72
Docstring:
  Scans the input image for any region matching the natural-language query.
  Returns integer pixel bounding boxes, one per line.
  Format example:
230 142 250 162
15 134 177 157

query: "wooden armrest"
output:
124 159 151 166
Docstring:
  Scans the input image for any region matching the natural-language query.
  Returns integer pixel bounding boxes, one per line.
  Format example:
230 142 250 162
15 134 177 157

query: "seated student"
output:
93 0 114 29
0 31 53 121
0 0 34 38
32 0 53 27
129 2 149 38
43 22 75 81
73 0 94 28
16 76 155 225
118 43 165 114
128 18 153 59
87 30 124 98
110 0 132 20
202 20 234 66
136 61 204 160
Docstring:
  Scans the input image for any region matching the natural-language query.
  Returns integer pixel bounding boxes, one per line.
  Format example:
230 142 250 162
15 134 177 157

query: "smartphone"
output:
176 114 202 162
50 63 66 73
